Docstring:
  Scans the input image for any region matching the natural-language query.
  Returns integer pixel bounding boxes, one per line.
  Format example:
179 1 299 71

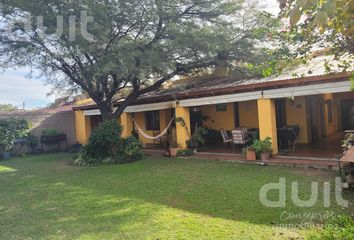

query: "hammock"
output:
131 114 175 140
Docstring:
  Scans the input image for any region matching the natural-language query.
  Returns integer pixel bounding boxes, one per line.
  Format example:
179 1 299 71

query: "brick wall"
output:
0 106 76 153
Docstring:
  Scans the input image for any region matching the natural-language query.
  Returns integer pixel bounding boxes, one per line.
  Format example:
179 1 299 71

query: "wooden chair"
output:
220 130 232 145
231 128 250 149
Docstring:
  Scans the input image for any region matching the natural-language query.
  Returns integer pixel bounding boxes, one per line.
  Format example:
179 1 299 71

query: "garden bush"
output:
177 149 193 157
83 120 123 163
308 215 354 240
0 118 29 152
42 128 61 137
74 120 143 166
113 136 143 164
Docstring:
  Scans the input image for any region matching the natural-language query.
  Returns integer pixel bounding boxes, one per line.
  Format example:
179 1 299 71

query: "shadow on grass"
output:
0 153 352 239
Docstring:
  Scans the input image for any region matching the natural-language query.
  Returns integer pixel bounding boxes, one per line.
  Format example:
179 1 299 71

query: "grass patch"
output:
0 153 353 239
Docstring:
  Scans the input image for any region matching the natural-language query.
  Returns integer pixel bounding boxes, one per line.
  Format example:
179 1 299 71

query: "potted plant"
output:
41 128 66 143
243 146 257 161
259 137 273 160
169 142 179 157
251 137 273 161
0 118 29 160
188 127 208 152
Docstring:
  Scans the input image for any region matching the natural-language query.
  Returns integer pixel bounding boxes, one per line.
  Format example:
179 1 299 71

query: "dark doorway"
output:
190 106 203 134
342 100 354 130
234 102 240 128
275 99 287 128
308 96 320 143
319 100 326 137
90 115 102 131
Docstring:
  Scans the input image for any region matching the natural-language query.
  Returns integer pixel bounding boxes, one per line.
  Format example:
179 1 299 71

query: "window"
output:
145 111 160 131
325 100 333 123
216 104 227 112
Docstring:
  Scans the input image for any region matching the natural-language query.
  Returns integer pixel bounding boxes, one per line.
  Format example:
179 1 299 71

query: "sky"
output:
0 1 280 110
0 68 56 109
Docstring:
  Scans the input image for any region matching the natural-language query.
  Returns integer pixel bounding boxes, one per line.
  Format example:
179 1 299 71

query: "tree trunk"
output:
98 104 116 122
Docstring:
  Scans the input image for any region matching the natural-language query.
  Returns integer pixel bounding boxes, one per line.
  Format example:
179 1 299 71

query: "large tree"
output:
278 0 353 58
0 0 279 121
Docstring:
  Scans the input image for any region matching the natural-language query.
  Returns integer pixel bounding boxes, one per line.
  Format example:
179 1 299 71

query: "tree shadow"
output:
0 154 352 239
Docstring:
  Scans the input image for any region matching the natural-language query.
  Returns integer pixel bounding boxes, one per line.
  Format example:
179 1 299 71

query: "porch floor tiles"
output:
284 132 344 159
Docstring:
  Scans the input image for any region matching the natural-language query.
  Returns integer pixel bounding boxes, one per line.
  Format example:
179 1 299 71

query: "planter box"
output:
41 134 67 144
170 148 179 157
260 152 271 161
246 150 257 161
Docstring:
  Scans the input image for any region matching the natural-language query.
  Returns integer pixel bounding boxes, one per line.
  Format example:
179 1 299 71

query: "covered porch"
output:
74 74 353 162
195 90 354 160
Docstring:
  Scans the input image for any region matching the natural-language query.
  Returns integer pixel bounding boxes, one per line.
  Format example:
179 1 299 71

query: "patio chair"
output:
231 128 250 149
220 130 232 145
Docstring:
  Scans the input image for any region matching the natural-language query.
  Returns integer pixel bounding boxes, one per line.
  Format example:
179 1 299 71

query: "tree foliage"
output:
74 120 143 166
0 103 18 112
278 0 354 57
0 118 29 151
0 0 281 120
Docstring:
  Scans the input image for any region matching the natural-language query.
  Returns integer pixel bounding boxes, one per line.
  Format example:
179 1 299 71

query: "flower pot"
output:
1 151 11 160
246 150 257 161
170 148 179 157
260 152 271 161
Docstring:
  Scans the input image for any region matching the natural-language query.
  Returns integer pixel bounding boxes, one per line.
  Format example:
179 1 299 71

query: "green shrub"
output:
0 118 29 151
113 136 143 164
73 152 91 167
250 137 272 155
177 149 193 157
42 128 61 137
187 127 208 149
308 215 354 240
83 120 123 162
74 121 143 166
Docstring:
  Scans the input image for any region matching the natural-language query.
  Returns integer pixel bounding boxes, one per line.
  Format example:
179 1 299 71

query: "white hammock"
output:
131 115 175 140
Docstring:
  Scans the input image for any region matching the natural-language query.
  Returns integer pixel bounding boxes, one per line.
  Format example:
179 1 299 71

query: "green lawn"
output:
0 154 352 239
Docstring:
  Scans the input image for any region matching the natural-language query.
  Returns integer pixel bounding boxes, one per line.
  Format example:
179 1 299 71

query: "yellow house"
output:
73 57 354 158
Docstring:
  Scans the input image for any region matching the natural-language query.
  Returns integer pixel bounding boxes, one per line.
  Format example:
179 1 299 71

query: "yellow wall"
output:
120 113 133 138
285 96 310 143
74 110 91 144
257 99 278 154
134 112 154 144
201 101 259 130
201 103 235 130
175 105 191 149
74 98 94 106
133 109 172 145
239 101 259 128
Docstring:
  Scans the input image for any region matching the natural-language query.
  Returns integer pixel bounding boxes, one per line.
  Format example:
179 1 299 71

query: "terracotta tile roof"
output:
138 55 353 102
73 55 353 110
0 103 74 117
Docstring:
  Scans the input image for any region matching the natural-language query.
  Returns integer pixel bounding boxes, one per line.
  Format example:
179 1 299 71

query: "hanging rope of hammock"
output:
130 114 175 140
